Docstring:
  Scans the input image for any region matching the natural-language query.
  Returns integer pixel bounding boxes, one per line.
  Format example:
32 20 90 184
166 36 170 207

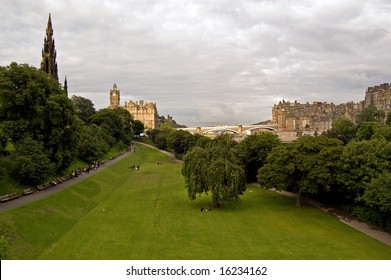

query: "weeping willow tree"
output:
182 135 246 208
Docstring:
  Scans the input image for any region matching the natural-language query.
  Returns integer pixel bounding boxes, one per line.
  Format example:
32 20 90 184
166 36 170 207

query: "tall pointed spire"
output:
64 76 68 97
40 13 59 82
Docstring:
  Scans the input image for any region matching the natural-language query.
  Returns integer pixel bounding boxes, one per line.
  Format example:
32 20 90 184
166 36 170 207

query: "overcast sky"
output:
1 0 391 126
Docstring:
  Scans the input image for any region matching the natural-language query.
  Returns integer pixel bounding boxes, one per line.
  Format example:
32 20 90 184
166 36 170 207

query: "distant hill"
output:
159 115 187 128
252 120 271 125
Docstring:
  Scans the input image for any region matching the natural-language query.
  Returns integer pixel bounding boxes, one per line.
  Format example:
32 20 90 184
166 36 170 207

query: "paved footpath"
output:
0 150 131 213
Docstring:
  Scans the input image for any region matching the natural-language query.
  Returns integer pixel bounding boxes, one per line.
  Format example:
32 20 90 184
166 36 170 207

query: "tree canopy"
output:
90 108 133 146
132 120 145 136
10 137 54 185
361 171 391 214
0 63 79 172
182 135 246 208
0 63 136 186
71 95 96 123
236 132 282 182
258 135 343 206
324 117 357 144
356 105 385 124
335 139 391 201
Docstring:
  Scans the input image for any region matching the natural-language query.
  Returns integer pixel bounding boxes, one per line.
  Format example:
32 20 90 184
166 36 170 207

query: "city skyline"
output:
1 0 391 126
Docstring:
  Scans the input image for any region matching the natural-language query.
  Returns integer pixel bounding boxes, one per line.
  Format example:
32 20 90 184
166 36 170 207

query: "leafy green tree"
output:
132 120 145 136
356 121 391 141
356 105 385 125
257 145 295 192
183 133 209 151
71 95 96 123
0 125 8 154
90 108 133 146
44 94 79 171
10 137 54 185
207 148 246 207
166 129 193 157
237 132 282 182
154 132 167 150
325 117 357 144
209 134 237 149
336 139 391 202
148 129 162 142
258 135 343 206
159 122 175 134
0 63 79 172
77 124 110 163
386 112 391 126
115 108 134 144
182 137 246 208
356 122 376 141
361 172 391 213
193 134 212 148
0 63 63 141
182 147 208 200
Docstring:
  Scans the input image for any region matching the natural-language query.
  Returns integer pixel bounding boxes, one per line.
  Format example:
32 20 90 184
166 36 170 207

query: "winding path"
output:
0 151 131 213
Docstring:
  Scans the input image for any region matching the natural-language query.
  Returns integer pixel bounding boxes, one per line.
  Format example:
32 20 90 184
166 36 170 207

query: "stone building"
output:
108 84 159 129
272 83 391 133
271 93 367 133
365 83 391 115
124 100 159 129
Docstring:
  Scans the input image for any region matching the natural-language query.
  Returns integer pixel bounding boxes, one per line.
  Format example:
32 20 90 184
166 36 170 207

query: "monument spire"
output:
40 13 59 82
64 76 68 96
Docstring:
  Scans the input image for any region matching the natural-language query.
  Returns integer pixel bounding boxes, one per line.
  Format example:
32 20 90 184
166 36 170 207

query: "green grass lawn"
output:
1 143 391 259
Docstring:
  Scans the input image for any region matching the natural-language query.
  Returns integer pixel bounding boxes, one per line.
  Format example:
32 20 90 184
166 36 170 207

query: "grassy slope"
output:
0 146 126 196
1 144 391 259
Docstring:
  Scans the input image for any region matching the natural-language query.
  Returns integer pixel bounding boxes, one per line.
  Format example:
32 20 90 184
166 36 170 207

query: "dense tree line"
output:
258 107 391 230
152 106 391 229
147 123 212 159
0 63 138 186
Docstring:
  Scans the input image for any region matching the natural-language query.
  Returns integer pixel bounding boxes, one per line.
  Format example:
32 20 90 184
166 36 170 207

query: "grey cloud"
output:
1 0 391 127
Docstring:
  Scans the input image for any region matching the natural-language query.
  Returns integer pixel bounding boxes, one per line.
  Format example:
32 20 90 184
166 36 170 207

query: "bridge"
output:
178 124 297 142
179 124 276 135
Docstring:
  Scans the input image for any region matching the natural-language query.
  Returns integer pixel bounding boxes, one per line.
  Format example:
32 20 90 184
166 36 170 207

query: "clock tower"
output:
109 83 120 108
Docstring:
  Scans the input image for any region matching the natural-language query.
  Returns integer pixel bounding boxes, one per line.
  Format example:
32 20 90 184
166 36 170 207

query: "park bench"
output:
0 192 22 202
37 182 53 191
23 188 35 195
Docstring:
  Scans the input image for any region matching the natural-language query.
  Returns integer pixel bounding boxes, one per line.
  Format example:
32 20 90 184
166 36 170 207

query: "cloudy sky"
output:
1 0 391 126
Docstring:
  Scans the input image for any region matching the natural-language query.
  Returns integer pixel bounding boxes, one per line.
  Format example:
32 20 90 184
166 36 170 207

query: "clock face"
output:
113 93 116 96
